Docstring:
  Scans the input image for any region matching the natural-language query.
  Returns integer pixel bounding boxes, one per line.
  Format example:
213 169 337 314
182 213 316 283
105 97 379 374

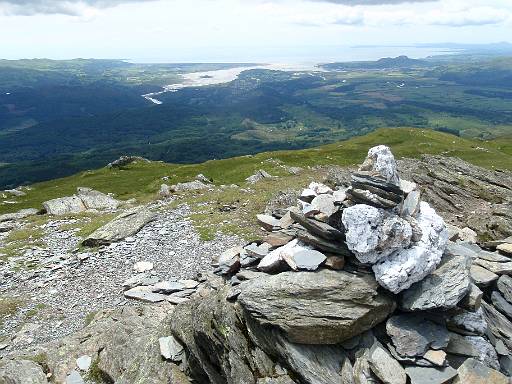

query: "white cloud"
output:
288 1 512 27
0 0 156 16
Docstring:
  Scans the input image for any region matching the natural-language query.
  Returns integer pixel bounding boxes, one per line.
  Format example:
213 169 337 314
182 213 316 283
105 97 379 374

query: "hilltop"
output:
0 134 511 383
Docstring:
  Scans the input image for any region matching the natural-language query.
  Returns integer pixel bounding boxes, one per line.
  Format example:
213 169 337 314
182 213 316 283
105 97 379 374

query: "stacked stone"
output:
213 145 511 383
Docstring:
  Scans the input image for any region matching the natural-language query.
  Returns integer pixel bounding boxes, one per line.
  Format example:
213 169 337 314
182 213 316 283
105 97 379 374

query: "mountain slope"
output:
1 127 511 216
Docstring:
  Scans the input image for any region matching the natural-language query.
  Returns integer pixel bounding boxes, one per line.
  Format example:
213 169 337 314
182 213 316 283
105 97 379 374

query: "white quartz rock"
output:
359 145 400 186
342 204 412 264
373 202 449 293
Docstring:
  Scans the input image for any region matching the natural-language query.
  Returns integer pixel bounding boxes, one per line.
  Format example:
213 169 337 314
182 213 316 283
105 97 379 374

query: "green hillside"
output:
2 127 511 216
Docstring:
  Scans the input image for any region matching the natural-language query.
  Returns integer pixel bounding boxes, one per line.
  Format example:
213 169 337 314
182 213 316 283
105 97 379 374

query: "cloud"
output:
310 0 434 4
290 2 512 28
0 0 156 16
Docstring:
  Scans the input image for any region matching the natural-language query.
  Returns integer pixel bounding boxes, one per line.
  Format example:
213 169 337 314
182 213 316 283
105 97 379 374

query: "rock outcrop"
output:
43 187 120 215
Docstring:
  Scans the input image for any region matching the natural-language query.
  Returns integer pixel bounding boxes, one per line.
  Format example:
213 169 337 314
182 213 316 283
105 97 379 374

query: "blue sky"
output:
0 0 511 61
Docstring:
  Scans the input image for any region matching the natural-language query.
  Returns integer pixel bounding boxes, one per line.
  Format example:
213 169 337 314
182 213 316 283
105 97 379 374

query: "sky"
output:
0 0 511 62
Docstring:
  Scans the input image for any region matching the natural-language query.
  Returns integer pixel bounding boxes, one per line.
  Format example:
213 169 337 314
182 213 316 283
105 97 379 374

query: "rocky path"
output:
0 203 242 355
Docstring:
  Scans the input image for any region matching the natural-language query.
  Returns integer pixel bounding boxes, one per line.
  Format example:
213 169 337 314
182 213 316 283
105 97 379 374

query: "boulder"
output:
43 195 85 215
0 208 38 223
159 184 171 197
82 207 156 246
0 359 48 384
246 170 273 184
373 202 448 293
386 315 449 357
170 180 209 192
400 252 471 311
77 187 119 210
453 358 509 384
238 269 395 345
359 145 400 185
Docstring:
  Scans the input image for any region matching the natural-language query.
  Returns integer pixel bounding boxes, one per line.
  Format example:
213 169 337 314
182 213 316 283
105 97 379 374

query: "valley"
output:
0 55 512 189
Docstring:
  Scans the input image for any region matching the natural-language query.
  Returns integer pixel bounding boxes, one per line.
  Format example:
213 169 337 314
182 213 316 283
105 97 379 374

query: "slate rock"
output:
482 301 512 351
283 249 327 271
446 308 487 336
459 283 483 311
446 334 500 370
497 243 512 255
423 350 447 367
491 291 512 320
289 208 344 241
470 265 498 287
404 365 457 384
296 230 350 256
238 269 396 344
474 258 512 275
152 281 186 294
368 341 407 384
257 214 281 231
83 207 156 246
400 252 471 311
123 287 167 303
341 358 355 384
386 315 449 357
353 349 381 383
497 275 512 303
373 202 449 294
122 274 159 290
453 358 509 384
347 188 399 209
263 232 294 248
